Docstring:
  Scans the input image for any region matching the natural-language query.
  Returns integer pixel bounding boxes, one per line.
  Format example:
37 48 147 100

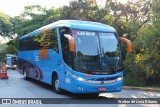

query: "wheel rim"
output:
55 79 59 91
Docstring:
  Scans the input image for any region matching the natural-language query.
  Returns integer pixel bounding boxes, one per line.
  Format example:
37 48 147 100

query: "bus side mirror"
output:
119 37 132 53
64 34 75 52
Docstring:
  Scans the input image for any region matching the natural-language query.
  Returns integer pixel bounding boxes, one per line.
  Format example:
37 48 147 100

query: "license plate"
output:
98 87 106 91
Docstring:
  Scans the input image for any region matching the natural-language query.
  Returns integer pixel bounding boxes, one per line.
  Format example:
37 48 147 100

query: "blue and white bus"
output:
18 20 132 94
5 54 17 70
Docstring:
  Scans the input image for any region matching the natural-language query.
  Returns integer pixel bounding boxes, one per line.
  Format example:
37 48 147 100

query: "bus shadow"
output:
24 77 54 91
23 78 118 104
26 78 110 98
59 92 118 104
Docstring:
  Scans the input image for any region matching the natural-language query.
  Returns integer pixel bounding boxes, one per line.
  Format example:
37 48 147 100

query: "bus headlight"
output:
117 76 123 81
68 72 87 82
6 65 8 67
76 77 86 82
14 65 17 67
74 76 86 82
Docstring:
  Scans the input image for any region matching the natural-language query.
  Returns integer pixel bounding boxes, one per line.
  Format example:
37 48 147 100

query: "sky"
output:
0 0 127 17
0 0 70 17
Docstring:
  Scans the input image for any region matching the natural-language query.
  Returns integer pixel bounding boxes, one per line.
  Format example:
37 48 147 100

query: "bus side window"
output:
59 27 72 67
19 37 32 51
50 29 59 52
19 28 59 52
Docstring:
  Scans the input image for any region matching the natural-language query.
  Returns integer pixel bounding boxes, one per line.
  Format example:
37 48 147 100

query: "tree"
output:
124 0 160 86
11 16 29 36
104 0 151 38
0 12 12 37
12 5 47 37
61 0 109 22
44 7 61 24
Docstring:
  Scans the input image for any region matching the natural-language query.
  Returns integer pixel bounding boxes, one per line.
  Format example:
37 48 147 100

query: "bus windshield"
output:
73 30 121 74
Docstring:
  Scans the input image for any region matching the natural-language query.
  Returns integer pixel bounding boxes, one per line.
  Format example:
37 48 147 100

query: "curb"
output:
123 86 160 92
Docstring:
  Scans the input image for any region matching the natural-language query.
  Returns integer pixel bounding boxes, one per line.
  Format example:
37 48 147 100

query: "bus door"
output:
59 27 73 86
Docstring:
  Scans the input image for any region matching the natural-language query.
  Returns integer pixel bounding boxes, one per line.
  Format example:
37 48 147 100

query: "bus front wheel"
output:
52 75 62 94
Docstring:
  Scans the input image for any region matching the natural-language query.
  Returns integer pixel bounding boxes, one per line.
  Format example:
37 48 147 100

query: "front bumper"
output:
64 72 123 94
6 66 16 69
71 80 122 93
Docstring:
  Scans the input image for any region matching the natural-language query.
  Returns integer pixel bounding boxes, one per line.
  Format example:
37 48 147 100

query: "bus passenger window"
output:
19 28 59 52
50 29 59 52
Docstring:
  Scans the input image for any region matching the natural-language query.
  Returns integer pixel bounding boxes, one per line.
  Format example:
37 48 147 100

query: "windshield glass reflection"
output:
73 30 121 74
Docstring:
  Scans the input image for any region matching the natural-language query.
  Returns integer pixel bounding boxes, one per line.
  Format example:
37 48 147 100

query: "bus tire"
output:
52 75 62 94
23 68 28 80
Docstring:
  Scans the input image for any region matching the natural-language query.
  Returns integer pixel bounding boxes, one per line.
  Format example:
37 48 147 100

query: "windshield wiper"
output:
75 66 92 74
92 67 123 72
101 47 107 68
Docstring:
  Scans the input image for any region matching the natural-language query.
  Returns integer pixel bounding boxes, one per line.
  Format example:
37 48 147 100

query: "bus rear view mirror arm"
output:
64 34 75 52
119 37 132 53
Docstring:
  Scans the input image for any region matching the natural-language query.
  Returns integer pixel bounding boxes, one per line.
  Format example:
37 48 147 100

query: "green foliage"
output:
5 45 17 54
0 12 12 37
124 23 160 86
124 54 146 86
44 8 61 24
11 16 29 36
11 5 47 37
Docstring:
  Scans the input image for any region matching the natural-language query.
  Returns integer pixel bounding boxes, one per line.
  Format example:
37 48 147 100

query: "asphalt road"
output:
0 69 159 107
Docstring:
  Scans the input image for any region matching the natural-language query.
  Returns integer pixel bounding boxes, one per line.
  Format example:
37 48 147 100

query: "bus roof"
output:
6 54 17 57
19 20 117 40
